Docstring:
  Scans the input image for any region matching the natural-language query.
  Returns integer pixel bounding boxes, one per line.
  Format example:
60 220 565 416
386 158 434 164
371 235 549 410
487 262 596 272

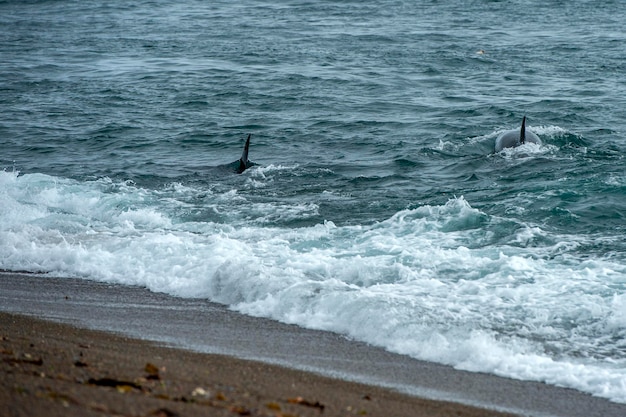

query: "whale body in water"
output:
235 133 254 173
495 116 541 152
214 134 256 174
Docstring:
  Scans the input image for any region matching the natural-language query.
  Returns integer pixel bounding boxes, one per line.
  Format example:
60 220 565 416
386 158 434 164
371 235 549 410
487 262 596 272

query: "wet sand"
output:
1 311 515 417
1 272 625 417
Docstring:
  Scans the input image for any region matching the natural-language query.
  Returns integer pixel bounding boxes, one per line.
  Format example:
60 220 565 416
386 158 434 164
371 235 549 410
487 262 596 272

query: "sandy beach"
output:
1 311 517 417
2 272 625 417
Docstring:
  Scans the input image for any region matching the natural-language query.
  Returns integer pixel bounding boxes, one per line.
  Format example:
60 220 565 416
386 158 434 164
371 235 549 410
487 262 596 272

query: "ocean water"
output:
1 0 626 404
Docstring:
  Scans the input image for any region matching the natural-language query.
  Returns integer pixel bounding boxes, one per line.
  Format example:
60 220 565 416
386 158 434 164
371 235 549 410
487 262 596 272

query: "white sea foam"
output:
1 170 626 403
530 124 569 136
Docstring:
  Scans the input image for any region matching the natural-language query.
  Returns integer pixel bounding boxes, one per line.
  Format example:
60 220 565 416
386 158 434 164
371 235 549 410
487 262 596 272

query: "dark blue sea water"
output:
1 0 625 403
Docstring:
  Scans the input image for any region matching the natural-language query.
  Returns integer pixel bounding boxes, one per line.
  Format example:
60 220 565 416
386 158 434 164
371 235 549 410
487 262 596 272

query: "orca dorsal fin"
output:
240 133 251 164
236 134 251 174
520 116 527 145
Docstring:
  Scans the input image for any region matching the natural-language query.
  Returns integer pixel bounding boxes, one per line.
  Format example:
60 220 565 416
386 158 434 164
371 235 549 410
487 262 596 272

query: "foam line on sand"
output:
1 272 625 417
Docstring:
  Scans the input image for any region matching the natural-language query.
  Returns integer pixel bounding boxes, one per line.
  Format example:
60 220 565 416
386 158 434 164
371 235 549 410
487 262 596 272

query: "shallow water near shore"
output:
4 273 626 417
1 0 625 404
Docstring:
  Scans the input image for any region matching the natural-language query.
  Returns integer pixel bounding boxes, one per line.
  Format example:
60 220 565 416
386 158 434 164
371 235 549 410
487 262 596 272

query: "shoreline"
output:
1 311 513 417
2 272 626 417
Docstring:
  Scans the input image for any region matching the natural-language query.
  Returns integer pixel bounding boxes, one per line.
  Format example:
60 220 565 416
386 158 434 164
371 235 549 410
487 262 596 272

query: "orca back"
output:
495 116 542 152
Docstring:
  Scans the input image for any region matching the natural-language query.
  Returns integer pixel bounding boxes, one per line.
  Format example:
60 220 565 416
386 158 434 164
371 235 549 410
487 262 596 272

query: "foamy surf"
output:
1 169 625 403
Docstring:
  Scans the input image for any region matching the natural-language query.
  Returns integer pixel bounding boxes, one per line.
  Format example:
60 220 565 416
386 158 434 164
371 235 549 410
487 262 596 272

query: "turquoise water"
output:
1 0 626 403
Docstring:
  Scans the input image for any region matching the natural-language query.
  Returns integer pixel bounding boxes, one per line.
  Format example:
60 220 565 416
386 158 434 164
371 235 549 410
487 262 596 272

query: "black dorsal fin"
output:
240 134 251 163
520 116 526 145
236 134 251 174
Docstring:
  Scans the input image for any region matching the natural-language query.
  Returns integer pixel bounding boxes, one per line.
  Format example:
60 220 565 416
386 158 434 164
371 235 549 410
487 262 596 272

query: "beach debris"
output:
229 405 252 415
42 390 79 407
146 408 180 417
4 354 43 366
87 377 142 391
174 395 191 403
344 405 368 415
145 362 161 380
191 386 210 398
287 396 325 412
49 392 77 405
266 401 281 411
117 385 135 393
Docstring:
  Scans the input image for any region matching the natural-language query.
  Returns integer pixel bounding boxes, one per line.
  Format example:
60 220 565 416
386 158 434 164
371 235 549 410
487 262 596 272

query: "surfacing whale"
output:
215 134 256 174
234 133 254 174
494 116 541 152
